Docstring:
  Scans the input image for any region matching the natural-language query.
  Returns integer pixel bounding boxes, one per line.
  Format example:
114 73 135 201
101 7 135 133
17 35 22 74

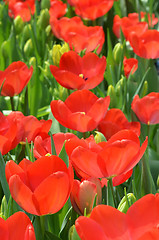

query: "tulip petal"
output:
8 175 38 215
6 212 36 240
0 217 8 240
75 216 107 240
33 171 70 215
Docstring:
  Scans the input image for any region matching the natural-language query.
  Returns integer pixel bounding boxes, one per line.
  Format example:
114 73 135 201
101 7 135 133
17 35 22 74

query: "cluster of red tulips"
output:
0 0 159 239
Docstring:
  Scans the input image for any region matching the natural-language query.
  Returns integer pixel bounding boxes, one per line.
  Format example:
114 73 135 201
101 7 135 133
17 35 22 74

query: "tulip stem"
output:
10 96 15 111
107 178 117 208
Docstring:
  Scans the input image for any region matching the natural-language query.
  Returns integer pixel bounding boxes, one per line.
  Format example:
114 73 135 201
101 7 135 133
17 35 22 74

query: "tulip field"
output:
0 0 159 239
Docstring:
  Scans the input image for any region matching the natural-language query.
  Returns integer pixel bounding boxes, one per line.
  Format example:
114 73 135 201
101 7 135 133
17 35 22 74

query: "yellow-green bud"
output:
107 85 117 108
140 80 148 98
157 175 159 189
41 0 50 9
0 196 7 220
14 16 24 35
24 39 33 57
22 24 31 42
29 57 36 68
45 24 52 37
94 131 107 143
1 40 10 60
52 42 70 66
113 43 123 64
37 9 50 30
115 77 124 96
69 225 80 240
118 193 136 213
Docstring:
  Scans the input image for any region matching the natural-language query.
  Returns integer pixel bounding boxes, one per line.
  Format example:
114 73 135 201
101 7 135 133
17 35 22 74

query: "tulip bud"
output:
107 85 117 108
94 131 107 143
0 196 7 220
37 9 50 30
52 42 70 66
69 225 80 240
22 24 31 42
113 43 123 64
118 193 136 213
24 39 33 57
14 16 24 35
140 80 148 98
41 0 50 9
29 56 36 68
1 39 11 60
45 24 52 37
157 175 159 189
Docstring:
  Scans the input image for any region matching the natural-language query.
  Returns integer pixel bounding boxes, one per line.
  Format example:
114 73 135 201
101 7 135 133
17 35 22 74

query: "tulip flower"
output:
113 12 158 40
65 130 148 179
128 29 159 59
131 92 159 124
98 108 140 140
6 111 52 143
123 56 138 78
75 193 159 240
8 0 35 22
0 211 36 240
70 178 102 216
50 51 106 90
5 155 73 215
0 61 33 97
0 112 23 155
49 0 67 21
50 16 105 54
51 90 110 132
33 132 78 158
68 0 114 20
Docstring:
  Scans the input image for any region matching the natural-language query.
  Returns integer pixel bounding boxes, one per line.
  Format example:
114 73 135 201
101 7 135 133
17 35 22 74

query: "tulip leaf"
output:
59 141 69 167
44 231 62 240
49 132 57 156
107 179 115 207
0 152 10 202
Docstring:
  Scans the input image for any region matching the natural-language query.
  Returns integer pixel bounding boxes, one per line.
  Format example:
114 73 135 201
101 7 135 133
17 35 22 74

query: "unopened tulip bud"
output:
115 77 124 96
45 24 52 37
14 16 24 35
22 24 31 42
52 42 69 66
1 40 10 60
157 175 159 188
94 131 107 143
118 193 136 213
37 9 50 29
29 56 36 68
24 39 33 57
41 0 50 9
140 80 148 98
69 225 80 240
113 43 123 64
107 85 117 108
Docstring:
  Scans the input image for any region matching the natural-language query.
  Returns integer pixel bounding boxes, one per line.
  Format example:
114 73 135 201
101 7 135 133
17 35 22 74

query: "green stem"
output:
10 96 15 111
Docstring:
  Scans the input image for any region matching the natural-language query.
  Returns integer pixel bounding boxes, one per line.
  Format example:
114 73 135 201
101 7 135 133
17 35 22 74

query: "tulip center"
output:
79 73 88 81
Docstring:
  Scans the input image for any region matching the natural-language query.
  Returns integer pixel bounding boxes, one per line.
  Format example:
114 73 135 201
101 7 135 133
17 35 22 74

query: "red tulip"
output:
33 132 78 158
51 90 110 132
113 14 148 40
69 0 114 20
50 51 106 90
65 130 147 178
131 92 159 124
0 212 36 240
75 193 159 240
0 111 23 155
70 178 102 215
8 0 35 21
50 16 105 54
98 108 140 140
113 12 158 40
0 61 33 97
128 29 159 59
6 111 52 143
5 155 73 215
49 0 67 21
123 56 138 78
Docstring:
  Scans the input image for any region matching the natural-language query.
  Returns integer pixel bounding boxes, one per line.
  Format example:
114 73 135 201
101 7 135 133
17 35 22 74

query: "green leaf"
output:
59 141 69 167
44 231 62 240
0 152 10 202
